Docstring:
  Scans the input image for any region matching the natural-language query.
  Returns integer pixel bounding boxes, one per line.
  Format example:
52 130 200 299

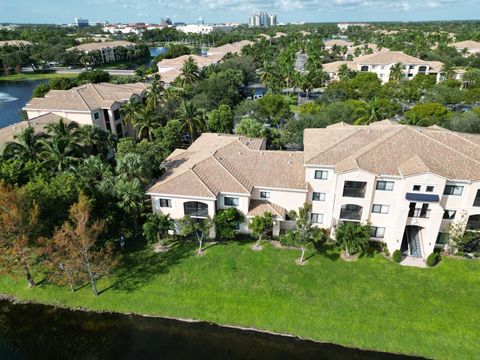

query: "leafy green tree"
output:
78 125 114 158
235 117 264 138
249 212 274 249
48 76 76 90
115 152 152 185
207 104 234 133
213 208 245 241
337 63 356 81
180 215 213 255
32 83 51 98
335 222 371 257
115 178 145 236
258 94 292 126
404 102 450 126
120 98 141 128
155 119 183 154
78 69 110 83
143 213 175 245
389 62 405 83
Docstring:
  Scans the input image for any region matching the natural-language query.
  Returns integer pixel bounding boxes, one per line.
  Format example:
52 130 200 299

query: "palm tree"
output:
40 136 83 172
3 126 47 163
180 57 200 87
45 119 81 142
260 61 280 91
78 125 115 158
115 178 145 236
120 98 140 127
441 63 456 80
134 107 160 141
354 99 385 125
146 75 164 111
389 62 405 83
177 101 206 144
116 152 152 185
143 213 174 245
338 64 355 81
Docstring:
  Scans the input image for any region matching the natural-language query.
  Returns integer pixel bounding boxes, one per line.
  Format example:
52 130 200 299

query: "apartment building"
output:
323 51 443 83
148 121 480 261
67 41 135 63
23 82 147 137
449 40 480 56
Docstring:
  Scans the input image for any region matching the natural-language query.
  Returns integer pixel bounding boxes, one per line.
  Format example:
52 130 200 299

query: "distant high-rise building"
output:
75 17 89 28
161 17 173 26
248 12 277 27
198 16 204 25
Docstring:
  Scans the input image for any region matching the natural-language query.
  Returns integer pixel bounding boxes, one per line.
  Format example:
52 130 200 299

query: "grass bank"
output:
0 72 78 82
0 239 478 359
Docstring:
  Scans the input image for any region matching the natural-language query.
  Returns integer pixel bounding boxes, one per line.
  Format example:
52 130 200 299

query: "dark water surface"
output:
0 80 48 128
0 299 419 360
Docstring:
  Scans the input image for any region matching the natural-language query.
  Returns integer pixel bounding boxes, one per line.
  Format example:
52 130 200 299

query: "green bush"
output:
427 252 440 267
32 83 50 98
392 250 402 263
474 252 480 258
457 251 465 257
279 231 298 247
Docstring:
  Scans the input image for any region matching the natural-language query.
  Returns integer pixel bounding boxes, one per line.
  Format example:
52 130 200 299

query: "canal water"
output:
0 299 418 360
0 79 48 128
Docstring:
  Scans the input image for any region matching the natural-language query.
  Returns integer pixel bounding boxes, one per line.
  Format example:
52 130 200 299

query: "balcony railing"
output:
408 208 431 219
342 188 366 198
339 210 362 221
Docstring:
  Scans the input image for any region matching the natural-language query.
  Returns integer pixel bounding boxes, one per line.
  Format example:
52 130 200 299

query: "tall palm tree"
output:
354 99 385 125
180 57 200 87
146 75 164 111
120 98 140 127
115 178 145 236
260 61 279 91
45 119 81 142
338 64 355 81
40 136 83 172
177 101 206 144
134 107 160 141
3 126 47 163
389 62 405 83
441 63 456 81
78 125 115 158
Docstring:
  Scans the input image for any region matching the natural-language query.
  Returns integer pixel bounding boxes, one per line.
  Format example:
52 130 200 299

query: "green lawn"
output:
0 239 478 359
0 72 78 82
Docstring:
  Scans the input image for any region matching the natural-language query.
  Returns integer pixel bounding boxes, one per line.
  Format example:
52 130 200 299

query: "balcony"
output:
408 208 431 219
342 181 367 198
340 204 363 221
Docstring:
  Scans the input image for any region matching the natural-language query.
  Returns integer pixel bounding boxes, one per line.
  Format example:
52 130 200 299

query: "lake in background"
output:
0 80 48 128
0 299 415 360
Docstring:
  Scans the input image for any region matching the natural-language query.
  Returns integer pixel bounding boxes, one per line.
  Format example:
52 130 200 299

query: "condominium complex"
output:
449 40 480 56
323 51 443 83
67 41 135 63
248 12 277 27
23 82 148 137
148 121 480 261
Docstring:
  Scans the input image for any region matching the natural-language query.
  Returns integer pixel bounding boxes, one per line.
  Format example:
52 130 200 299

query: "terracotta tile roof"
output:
67 41 135 52
24 83 147 112
322 61 357 73
345 44 389 56
0 113 65 149
248 200 286 219
324 40 354 47
449 40 480 51
355 51 430 65
0 40 31 47
304 121 480 180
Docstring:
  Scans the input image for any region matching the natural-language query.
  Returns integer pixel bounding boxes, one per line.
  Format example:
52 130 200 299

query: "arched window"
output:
340 204 363 221
360 65 369 72
467 214 480 231
184 202 209 218
418 65 427 74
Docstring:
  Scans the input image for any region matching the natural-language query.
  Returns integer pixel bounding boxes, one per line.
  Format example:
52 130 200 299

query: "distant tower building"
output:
248 12 277 27
198 16 204 25
162 17 173 26
75 17 89 28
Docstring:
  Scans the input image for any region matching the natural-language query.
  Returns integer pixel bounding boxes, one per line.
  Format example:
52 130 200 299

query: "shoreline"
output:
0 293 417 359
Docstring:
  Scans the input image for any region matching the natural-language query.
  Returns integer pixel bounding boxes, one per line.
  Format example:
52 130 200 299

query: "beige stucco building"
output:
23 82 148 138
323 51 443 83
148 121 480 261
67 41 135 63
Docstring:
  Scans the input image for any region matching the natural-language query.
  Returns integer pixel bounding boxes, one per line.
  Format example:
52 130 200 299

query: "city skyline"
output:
1 0 479 24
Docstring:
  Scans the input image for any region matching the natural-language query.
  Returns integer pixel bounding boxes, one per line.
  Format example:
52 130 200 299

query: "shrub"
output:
78 69 110 83
456 251 465 257
279 231 298 247
392 250 402 263
32 83 50 98
474 252 480 258
427 252 440 267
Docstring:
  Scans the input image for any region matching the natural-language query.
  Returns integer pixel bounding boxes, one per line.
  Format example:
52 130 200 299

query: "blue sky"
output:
1 0 479 24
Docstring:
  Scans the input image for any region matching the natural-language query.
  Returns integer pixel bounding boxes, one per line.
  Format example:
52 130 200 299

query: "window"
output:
372 65 377 69
340 204 363 221
381 66 385 70
443 210 457 220
311 213 324 224
157 199 172 208
116 123 123 138
408 203 430 218
436 232 449 245
224 197 239 206
312 192 326 202
379 73 384 78
473 189 480 207
93 112 100 120
426 186 434 192
184 202 209 218
360 65 369 72
413 185 421 191
260 191 270 199
314 170 328 180
370 226 385 239
409 65 415 70
113 109 121 121
372 204 389 214
376 180 394 191
343 181 367 198
443 185 464 196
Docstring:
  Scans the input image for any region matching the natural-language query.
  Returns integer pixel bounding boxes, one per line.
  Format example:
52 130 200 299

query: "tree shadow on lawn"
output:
100 237 196 295
316 242 340 262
